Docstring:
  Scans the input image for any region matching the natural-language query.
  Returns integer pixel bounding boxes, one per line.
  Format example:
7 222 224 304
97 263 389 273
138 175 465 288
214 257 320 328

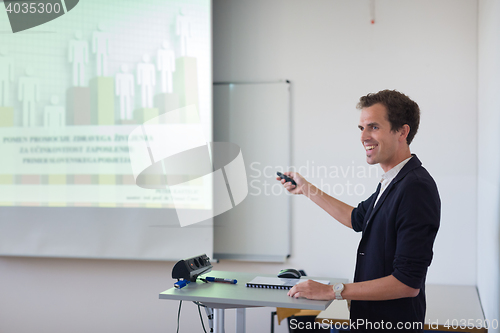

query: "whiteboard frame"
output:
213 81 292 262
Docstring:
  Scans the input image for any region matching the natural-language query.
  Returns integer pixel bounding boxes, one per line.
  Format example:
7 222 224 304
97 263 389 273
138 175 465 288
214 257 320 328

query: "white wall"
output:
0 1 482 333
478 1 500 331
214 0 477 284
0 257 287 333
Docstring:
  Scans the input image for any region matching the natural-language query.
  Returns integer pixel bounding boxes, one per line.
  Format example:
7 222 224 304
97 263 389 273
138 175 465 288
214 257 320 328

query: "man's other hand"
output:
287 280 335 301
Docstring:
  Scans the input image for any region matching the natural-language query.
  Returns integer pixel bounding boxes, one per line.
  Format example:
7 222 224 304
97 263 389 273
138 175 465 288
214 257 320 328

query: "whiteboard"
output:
213 82 291 262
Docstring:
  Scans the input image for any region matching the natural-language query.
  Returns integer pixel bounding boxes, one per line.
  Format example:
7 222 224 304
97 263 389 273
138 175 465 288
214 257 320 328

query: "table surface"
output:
159 270 348 310
317 284 487 332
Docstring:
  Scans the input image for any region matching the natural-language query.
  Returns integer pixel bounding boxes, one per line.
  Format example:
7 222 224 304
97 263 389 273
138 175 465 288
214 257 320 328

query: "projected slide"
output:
0 0 211 209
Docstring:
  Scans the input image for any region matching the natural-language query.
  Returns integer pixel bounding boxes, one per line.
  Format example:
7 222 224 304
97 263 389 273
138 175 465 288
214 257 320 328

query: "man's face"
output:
358 103 401 172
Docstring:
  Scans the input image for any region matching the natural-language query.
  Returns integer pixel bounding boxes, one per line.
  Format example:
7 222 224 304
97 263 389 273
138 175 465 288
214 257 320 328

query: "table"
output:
159 270 348 333
316 284 488 332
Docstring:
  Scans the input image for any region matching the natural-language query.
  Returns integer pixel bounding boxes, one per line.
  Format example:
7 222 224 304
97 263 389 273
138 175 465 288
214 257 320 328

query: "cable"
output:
173 279 208 333
176 300 182 333
193 301 213 333
197 303 208 333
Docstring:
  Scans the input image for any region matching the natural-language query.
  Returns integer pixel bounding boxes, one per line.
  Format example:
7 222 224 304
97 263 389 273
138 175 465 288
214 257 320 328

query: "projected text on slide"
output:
0 0 211 209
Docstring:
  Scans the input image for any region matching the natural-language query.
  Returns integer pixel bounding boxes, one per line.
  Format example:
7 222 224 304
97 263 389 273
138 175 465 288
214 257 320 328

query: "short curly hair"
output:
356 90 420 145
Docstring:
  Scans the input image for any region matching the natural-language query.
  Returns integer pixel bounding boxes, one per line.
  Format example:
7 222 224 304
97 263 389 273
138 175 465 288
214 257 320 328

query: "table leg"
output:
236 308 246 333
214 308 225 333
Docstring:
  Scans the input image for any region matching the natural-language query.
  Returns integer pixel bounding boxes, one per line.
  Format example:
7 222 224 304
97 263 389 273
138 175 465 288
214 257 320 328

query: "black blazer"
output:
350 155 441 332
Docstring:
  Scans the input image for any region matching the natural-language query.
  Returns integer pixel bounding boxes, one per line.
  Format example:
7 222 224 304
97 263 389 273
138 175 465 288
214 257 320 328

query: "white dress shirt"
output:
373 156 413 208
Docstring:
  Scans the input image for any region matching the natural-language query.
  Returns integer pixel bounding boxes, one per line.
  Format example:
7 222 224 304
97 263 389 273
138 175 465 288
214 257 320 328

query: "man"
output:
279 90 440 332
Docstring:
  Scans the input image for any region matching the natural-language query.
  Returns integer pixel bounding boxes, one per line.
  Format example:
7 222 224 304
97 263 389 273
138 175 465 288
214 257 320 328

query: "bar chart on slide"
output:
0 0 212 210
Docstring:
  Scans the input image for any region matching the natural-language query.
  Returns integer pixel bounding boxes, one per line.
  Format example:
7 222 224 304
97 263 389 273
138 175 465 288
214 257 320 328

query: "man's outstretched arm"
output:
278 171 354 229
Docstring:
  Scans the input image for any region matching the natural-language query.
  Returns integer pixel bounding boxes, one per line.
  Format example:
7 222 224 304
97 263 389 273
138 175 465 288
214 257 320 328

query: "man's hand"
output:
287 280 335 301
276 172 310 195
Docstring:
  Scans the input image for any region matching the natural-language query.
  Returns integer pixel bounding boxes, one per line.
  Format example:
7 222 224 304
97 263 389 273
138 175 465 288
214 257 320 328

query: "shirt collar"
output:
380 156 413 185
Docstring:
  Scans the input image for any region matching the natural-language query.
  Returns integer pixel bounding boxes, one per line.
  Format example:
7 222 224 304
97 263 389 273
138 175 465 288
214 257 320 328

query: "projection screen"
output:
0 0 213 260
